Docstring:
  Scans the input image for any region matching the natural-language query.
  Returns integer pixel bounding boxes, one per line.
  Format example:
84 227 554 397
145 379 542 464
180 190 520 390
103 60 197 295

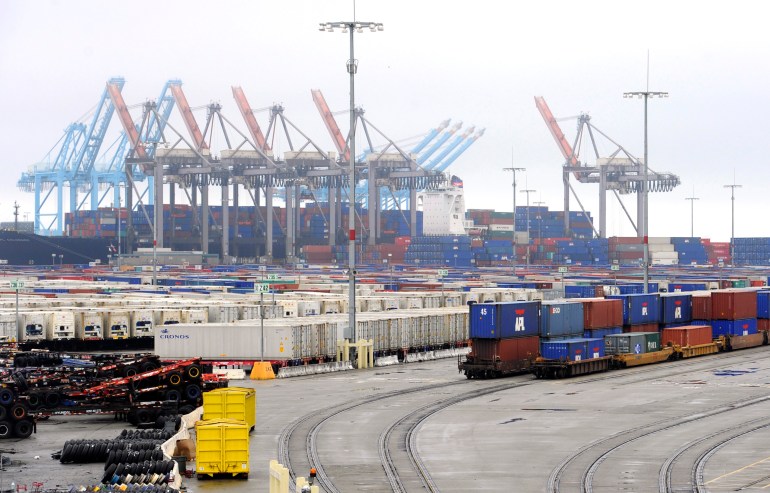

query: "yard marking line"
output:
705 456 770 485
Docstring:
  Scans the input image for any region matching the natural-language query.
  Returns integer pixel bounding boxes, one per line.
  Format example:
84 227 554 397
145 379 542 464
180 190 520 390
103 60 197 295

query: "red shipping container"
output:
661 325 712 347
469 336 539 365
582 299 623 329
711 289 757 320
624 323 660 333
758 319 770 331
692 293 712 320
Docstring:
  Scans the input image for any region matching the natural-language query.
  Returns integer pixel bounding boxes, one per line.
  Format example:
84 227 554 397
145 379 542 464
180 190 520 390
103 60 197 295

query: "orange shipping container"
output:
661 325 712 347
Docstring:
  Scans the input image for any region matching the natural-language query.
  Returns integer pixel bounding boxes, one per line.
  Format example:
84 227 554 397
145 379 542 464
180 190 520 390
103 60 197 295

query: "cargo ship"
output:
0 229 114 266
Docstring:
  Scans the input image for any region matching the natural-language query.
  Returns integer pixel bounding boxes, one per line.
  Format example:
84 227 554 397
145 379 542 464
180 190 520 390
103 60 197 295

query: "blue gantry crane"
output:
17 78 179 235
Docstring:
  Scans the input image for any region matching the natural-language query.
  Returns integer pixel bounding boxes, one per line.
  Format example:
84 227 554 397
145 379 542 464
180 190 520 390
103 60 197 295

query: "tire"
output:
167 371 183 387
141 361 158 373
44 392 61 408
27 393 43 409
10 403 27 420
165 389 182 402
185 364 202 380
178 404 195 415
14 419 34 438
184 384 201 401
0 389 14 406
135 408 154 425
123 365 139 378
102 463 117 484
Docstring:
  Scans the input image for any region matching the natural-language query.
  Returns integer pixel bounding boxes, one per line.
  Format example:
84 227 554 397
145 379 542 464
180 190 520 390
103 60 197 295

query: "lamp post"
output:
623 89 668 294
503 166 525 271
724 182 742 265
320 20 383 344
685 189 699 237
51 253 56 268
521 189 536 266
59 254 63 266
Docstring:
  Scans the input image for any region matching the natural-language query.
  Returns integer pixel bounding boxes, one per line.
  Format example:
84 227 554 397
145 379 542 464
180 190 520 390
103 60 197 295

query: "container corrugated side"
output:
660 293 693 324
711 290 757 320
661 325 712 347
469 336 539 364
540 301 584 338
711 318 758 337
581 299 623 329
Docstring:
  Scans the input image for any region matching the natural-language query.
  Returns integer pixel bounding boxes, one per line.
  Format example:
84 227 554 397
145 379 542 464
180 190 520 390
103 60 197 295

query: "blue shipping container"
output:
711 318 758 338
659 293 692 324
540 301 584 338
608 294 661 325
668 283 707 293
469 301 540 339
540 337 605 361
583 327 623 338
758 291 770 319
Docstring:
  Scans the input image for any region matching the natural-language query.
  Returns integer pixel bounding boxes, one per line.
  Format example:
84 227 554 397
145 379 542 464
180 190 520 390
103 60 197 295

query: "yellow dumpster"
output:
203 387 256 431
195 418 249 479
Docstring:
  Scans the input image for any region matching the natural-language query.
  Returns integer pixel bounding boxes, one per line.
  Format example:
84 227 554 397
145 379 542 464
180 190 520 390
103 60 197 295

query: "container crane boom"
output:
534 96 579 167
417 121 462 164
169 83 208 151
106 81 147 160
434 128 485 172
70 78 122 177
311 89 349 162
411 119 450 154
232 86 270 151
424 126 474 170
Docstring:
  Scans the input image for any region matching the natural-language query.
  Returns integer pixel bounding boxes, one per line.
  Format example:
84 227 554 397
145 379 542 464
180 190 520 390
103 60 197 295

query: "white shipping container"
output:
322 300 340 314
0 312 17 342
154 323 270 360
107 311 131 338
181 309 208 324
297 300 321 317
648 244 675 252
131 310 154 337
652 258 678 265
19 311 53 341
49 311 76 339
651 251 679 259
73 310 105 339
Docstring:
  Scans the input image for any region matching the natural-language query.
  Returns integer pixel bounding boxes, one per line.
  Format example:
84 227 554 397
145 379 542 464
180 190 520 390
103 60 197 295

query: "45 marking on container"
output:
254 283 270 293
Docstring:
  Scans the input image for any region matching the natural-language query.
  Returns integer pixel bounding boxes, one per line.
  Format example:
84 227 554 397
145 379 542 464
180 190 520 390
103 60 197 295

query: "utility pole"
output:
685 189 699 237
320 19 384 344
623 86 668 294
724 182 742 265
521 189 536 266
502 166 525 271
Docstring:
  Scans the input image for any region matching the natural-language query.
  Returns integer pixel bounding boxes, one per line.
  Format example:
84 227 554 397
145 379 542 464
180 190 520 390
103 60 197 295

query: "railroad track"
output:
379 381 532 492
547 394 770 493
660 415 770 492
277 378 478 492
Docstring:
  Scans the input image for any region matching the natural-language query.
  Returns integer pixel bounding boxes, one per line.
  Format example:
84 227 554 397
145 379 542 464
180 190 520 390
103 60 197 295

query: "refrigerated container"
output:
130 309 154 337
106 310 130 339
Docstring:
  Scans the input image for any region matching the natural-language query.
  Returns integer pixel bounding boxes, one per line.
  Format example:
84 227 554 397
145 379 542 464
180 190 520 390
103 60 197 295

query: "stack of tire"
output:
13 351 64 367
0 386 34 439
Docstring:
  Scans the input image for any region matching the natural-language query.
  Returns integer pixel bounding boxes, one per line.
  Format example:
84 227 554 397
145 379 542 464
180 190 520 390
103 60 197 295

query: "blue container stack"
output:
405 235 473 267
667 282 708 292
514 206 566 238
472 239 513 264
564 285 600 299
540 338 605 361
607 293 661 328
659 293 693 327
554 239 609 266
671 237 709 265
733 238 770 266
469 301 540 339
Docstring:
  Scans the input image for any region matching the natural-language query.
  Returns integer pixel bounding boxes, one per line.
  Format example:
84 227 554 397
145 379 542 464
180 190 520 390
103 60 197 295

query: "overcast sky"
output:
1 1 768 241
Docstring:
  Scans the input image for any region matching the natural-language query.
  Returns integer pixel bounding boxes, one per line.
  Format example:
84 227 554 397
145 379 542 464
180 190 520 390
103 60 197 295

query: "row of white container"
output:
154 307 470 361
